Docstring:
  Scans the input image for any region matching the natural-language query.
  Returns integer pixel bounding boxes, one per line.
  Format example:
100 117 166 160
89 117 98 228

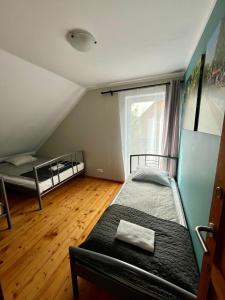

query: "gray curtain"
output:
162 80 181 177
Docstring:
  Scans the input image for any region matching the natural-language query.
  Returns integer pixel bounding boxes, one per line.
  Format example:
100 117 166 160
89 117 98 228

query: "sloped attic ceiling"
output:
0 48 84 158
0 0 216 88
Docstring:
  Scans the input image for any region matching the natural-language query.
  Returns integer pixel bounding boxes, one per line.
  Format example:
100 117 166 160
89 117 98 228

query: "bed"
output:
69 154 199 300
0 151 85 209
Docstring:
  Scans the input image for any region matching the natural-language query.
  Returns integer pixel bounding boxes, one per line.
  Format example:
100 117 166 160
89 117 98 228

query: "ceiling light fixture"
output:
67 29 97 52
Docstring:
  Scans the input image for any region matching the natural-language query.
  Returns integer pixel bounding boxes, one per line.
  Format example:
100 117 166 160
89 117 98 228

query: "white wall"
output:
38 89 125 182
0 48 85 158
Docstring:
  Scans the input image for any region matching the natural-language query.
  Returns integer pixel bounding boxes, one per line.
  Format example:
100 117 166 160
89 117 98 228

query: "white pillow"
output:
132 167 170 187
49 163 65 172
6 155 37 166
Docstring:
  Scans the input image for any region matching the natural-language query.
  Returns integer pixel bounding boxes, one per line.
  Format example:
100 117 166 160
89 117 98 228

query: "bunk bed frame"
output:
69 154 197 300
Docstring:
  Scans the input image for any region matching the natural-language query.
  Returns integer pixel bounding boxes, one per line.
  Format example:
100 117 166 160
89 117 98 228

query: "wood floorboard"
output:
0 177 122 300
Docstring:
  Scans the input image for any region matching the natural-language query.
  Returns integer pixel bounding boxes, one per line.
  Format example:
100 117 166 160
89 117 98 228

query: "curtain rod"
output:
101 80 184 96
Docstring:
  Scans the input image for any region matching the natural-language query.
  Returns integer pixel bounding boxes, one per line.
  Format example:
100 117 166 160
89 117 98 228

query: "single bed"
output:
0 151 85 209
69 154 198 300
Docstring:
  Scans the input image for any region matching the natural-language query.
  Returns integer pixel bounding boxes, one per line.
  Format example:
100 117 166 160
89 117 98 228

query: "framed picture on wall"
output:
198 15 225 136
183 55 205 131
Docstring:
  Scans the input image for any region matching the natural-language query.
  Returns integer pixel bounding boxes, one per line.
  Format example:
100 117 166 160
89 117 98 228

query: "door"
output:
196 117 225 299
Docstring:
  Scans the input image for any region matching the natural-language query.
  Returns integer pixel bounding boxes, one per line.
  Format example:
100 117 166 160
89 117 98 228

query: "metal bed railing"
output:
33 150 84 209
130 153 178 177
69 247 197 300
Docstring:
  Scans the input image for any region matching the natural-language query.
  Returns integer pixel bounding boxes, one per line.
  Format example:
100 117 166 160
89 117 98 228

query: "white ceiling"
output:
0 0 216 87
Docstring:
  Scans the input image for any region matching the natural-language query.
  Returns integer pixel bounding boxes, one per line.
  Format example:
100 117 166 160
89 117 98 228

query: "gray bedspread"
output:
80 204 199 299
113 175 180 224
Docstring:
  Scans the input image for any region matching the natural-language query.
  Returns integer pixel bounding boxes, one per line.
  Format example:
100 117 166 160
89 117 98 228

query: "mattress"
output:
112 175 186 227
0 158 84 194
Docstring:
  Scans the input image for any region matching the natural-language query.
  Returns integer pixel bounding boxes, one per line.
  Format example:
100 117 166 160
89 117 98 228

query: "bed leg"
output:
71 273 79 298
6 212 12 229
37 192 43 210
69 248 79 298
33 167 43 210
2 180 13 229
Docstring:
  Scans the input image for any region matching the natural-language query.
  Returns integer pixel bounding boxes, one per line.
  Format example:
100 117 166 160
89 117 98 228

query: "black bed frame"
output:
69 154 197 300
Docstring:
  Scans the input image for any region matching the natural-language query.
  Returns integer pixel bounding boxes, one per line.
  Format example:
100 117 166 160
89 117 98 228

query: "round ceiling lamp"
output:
67 29 97 52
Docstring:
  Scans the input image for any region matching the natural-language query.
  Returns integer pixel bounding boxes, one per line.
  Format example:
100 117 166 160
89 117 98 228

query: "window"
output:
119 85 166 177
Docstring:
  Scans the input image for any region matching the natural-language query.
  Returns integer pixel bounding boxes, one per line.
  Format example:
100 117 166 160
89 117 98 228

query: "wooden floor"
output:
0 177 122 300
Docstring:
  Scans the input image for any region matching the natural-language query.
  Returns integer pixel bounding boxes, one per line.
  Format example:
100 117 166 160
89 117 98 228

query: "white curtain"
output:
119 86 166 178
118 89 133 179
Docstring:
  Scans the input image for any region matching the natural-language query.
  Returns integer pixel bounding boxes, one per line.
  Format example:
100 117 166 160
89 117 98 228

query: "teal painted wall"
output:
178 0 225 269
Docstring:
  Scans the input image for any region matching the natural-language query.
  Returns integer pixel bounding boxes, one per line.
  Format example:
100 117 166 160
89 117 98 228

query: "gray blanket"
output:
80 204 199 299
113 175 180 224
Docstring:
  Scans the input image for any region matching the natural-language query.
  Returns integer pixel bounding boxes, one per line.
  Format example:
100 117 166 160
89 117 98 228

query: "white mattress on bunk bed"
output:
111 175 186 227
0 159 84 194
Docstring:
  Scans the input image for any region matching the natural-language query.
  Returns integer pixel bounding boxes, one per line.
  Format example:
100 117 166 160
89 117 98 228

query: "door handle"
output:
215 186 223 199
195 223 215 255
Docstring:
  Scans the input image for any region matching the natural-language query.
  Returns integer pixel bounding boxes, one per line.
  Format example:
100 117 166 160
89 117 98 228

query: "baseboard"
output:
85 176 124 184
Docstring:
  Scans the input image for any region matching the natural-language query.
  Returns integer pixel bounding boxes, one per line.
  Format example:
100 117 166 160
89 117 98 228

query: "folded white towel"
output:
49 163 65 172
115 220 155 253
